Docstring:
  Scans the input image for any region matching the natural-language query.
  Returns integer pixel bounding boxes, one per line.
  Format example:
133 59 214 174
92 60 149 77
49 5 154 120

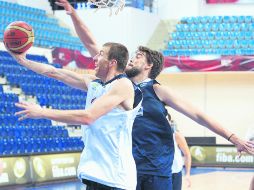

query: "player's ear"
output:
145 62 153 70
109 59 117 68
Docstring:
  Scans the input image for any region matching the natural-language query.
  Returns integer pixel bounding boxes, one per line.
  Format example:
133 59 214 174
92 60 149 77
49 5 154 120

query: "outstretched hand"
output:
3 41 27 63
185 175 191 188
15 102 44 120
9 51 27 63
231 135 254 155
55 0 74 15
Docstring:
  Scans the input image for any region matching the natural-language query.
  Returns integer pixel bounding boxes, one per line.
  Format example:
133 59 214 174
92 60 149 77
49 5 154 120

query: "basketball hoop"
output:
89 0 125 16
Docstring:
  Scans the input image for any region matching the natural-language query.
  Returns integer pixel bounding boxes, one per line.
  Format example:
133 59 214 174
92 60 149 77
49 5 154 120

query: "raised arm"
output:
55 0 100 57
15 78 134 124
11 53 96 91
175 131 191 188
154 84 254 155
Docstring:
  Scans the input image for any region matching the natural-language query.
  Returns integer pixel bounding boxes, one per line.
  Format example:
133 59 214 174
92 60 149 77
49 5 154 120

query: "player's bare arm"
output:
175 132 191 175
10 52 97 91
154 84 254 154
86 78 135 113
175 132 192 187
56 0 100 57
15 78 134 124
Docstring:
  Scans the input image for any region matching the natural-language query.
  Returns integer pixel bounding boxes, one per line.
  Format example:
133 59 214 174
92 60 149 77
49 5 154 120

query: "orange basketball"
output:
4 21 34 54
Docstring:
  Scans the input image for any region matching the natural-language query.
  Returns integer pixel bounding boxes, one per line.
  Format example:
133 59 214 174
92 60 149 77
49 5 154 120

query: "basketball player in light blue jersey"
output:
168 116 191 190
11 42 143 190
35 1 254 190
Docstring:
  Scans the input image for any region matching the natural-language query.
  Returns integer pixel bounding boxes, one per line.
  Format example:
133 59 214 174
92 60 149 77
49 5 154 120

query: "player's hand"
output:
55 0 74 15
15 102 44 120
3 41 27 62
185 174 191 188
230 135 254 155
8 51 27 63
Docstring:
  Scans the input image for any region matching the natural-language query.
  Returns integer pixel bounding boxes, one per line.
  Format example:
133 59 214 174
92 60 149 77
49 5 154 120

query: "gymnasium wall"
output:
2 0 252 145
200 1 254 16
157 0 200 19
157 72 254 144
54 7 161 54
2 0 52 13
157 0 254 19
53 1 254 52
0 0 15 3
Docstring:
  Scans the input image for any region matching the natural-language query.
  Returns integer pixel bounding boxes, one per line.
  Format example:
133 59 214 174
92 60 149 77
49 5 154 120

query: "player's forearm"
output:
198 117 245 148
16 55 90 90
41 108 93 125
161 88 235 141
70 10 99 57
195 113 233 141
16 56 55 77
184 154 191 176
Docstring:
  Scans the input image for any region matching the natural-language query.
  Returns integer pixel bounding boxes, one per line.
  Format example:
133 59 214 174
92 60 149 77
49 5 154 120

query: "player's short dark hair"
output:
104 42 129 72
138 46 164 79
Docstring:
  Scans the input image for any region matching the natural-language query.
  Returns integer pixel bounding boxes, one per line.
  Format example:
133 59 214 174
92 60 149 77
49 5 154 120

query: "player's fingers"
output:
55 0 65 4
15 110 29 116
246 146 254 154
243 142 254 151
247 141 254 146
19 101 30 106
237 151 242 158
18 114 29 121
55 2 65 7
15 102 27 109
56 0 66 3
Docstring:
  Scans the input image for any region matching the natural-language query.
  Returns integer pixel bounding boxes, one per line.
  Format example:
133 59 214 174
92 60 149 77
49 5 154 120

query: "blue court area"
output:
3 168 253 190
24 181 86 190
5 180 85 190
190 167 254 175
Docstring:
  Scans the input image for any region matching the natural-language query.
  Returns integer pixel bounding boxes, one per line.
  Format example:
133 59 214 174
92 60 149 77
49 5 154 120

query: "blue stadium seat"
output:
165 16 254 57
245 16 252 23
238 16 245 23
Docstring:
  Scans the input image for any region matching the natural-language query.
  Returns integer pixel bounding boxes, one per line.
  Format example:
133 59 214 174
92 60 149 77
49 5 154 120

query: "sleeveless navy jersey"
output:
132 79 174 177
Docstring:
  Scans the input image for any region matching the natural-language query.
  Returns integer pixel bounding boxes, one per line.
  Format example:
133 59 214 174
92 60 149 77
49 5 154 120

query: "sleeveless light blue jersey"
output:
132 79 174 177
78 74 142 190
172 132 184 174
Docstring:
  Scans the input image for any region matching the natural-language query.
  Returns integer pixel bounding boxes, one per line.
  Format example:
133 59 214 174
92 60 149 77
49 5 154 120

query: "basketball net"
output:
88 0 125 16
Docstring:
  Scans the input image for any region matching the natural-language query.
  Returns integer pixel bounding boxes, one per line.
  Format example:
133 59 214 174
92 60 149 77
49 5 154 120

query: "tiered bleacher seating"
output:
0 0 84 51
163 16 254 56
0 50 85 156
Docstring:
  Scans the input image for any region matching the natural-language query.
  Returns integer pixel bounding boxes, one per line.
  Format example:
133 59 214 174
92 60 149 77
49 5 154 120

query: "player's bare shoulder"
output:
84 74 98 82
153 83 174 102
113 77 134 93
83 74 99 88
110 77 134 110
153 83 167 94
111 77 134 102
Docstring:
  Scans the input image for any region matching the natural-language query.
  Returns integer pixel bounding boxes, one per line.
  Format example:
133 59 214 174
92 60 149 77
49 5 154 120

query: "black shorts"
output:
136 173 173 190
82 179 124 190
172 172 182 190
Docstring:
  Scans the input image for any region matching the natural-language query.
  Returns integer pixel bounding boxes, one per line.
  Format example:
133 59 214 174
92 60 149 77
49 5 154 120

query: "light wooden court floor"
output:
182 169 254 190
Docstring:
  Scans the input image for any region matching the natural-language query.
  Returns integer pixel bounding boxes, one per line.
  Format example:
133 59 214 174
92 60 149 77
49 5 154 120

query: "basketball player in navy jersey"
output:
125 46 254 190
11 42 143 190
37 1 254 190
